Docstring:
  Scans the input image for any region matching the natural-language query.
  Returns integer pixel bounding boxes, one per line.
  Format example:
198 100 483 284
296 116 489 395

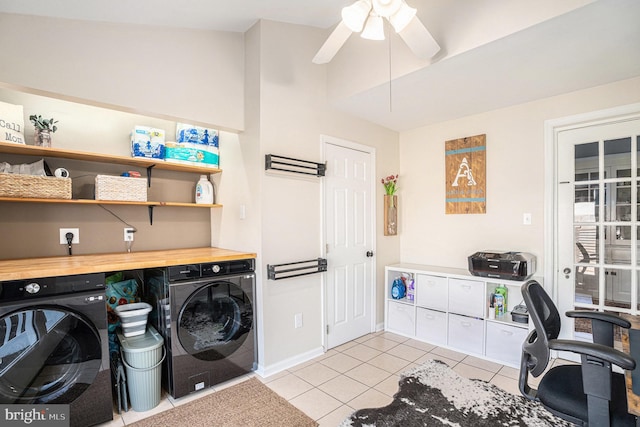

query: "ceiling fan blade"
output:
397 16 440 60
312 21 353 64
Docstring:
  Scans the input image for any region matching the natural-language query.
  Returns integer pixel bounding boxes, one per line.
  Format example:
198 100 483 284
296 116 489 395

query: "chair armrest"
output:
549 339 636 370
565 310 631 329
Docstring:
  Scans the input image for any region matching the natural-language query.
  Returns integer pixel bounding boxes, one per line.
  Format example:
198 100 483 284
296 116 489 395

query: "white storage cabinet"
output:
385 263 535 367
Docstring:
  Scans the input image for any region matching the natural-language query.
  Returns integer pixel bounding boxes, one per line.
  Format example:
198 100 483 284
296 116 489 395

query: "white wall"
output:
399 76 640 272
0 13 245 131
0 87 217 258
0 12 401 374
253 20 399 370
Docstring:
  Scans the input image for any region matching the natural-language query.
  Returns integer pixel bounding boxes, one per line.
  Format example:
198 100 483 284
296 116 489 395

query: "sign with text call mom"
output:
445 134 486 214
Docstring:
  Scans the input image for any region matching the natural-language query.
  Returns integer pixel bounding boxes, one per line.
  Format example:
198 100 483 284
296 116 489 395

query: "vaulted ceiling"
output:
1 0 638 131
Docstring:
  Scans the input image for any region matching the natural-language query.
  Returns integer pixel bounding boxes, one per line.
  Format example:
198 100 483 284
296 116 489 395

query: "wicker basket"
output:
95 175 147 202
0 174 72 199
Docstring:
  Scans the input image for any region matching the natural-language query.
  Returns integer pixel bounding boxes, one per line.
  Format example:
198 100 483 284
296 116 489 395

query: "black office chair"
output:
519 280 637 426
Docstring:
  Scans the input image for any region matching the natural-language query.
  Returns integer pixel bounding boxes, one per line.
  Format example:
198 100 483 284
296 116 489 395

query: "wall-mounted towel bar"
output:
265 154 326 177
267 258 328 280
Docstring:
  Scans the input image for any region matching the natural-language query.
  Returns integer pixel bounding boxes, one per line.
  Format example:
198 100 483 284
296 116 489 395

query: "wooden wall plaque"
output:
445 134 486 214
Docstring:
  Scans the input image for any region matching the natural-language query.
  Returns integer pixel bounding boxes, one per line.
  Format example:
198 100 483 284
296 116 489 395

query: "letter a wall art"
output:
445 134 486 214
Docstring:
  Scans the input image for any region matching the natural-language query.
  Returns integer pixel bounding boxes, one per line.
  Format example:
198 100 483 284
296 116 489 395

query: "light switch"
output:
523 213 532 225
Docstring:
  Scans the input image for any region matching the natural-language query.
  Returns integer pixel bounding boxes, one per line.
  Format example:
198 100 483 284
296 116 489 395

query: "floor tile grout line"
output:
114 332 523 426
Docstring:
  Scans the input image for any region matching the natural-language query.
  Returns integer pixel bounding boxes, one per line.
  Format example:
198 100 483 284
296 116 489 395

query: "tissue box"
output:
95 175 147 201
131 126 165 159
164 142 219 168
176 123 219 147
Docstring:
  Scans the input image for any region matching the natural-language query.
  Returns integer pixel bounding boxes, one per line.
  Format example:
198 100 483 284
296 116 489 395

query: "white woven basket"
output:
95 175 147 202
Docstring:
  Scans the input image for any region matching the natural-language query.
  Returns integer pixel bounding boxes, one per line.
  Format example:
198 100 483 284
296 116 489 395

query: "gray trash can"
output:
117 325 165 412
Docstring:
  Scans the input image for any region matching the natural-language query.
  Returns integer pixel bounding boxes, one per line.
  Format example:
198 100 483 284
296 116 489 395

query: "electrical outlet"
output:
124 228 135 242
294 313 303 329
59 228 79 244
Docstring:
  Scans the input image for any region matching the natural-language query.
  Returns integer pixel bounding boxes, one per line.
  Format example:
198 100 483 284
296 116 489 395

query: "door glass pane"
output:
574 186 598 222
604 268 631 309
575 226 598 264
575 266 599 304
604 137 631 170
611 225 632 246
637 270 640 309
575 141 599 166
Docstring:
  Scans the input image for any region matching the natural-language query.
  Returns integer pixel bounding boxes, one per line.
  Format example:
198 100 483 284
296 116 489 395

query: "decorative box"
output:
131 126 165 159
164 142 219 168
0 174 71 199
95 175 147 202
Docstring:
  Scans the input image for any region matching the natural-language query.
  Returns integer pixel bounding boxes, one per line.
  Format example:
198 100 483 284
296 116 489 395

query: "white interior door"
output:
557 118 640 342
323 137 375 349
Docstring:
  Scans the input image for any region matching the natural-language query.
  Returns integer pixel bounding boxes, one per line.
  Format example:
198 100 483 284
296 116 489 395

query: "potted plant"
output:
29 114 58 147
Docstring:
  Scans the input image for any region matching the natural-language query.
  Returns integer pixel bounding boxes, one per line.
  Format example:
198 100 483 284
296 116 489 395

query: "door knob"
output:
563 267 571 279
366 251 374 257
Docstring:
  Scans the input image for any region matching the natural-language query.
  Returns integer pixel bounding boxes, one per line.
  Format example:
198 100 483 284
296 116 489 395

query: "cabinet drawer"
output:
416 274 447 311
416 307 447 345
448 314 484 355
387 301 415 336
485 321 529 366
448 278 485 318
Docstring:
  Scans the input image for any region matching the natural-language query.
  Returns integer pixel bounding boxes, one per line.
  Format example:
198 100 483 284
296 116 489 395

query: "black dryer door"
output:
0 306 102 404
177 280 252 361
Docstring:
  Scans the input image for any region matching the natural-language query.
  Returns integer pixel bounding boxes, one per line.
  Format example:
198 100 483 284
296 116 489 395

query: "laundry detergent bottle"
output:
195 175 214 204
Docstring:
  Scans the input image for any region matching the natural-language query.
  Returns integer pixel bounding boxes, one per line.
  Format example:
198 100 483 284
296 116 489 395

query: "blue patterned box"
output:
131 126 165 159
176 123 218 148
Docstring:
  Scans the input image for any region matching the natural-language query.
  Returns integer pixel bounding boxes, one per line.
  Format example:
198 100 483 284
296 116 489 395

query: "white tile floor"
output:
99 331 557 427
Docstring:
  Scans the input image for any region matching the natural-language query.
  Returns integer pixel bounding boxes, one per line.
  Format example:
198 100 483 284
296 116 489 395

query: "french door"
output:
557 116 640 341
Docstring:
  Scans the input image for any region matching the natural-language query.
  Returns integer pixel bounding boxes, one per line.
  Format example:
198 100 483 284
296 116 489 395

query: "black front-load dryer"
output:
0 273 112 427
144 259 256 399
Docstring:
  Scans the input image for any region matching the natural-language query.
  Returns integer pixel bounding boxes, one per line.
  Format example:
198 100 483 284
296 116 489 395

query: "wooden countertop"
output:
0 247 257 281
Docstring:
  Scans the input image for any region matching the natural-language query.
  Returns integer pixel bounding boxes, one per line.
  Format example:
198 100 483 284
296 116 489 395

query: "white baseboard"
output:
254 346 325 378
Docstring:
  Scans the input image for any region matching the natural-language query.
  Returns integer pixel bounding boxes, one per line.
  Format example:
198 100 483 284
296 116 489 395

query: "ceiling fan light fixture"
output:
389 2 416 33
371 0 403 18
341 0 372 32
361 13 385 40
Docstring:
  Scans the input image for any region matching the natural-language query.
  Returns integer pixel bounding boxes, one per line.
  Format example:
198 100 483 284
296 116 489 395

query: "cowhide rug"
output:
340 359 573 426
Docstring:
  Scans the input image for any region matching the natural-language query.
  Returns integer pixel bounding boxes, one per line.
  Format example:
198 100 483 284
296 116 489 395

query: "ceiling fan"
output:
312 0 440 64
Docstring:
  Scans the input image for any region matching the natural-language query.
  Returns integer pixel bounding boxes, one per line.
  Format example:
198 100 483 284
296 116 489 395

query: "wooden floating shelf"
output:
0 141 223 223
0 141 222 174
0 197 221 208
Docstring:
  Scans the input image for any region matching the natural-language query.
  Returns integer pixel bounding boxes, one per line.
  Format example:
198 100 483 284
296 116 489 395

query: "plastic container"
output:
495 285 508 316
195 175 214 204
391 277 406 299
403 273 415 302
117 326 165 412
114 302 152 337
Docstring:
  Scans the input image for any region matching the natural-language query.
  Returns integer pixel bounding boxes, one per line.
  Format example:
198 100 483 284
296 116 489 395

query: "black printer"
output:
468 251 536 281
